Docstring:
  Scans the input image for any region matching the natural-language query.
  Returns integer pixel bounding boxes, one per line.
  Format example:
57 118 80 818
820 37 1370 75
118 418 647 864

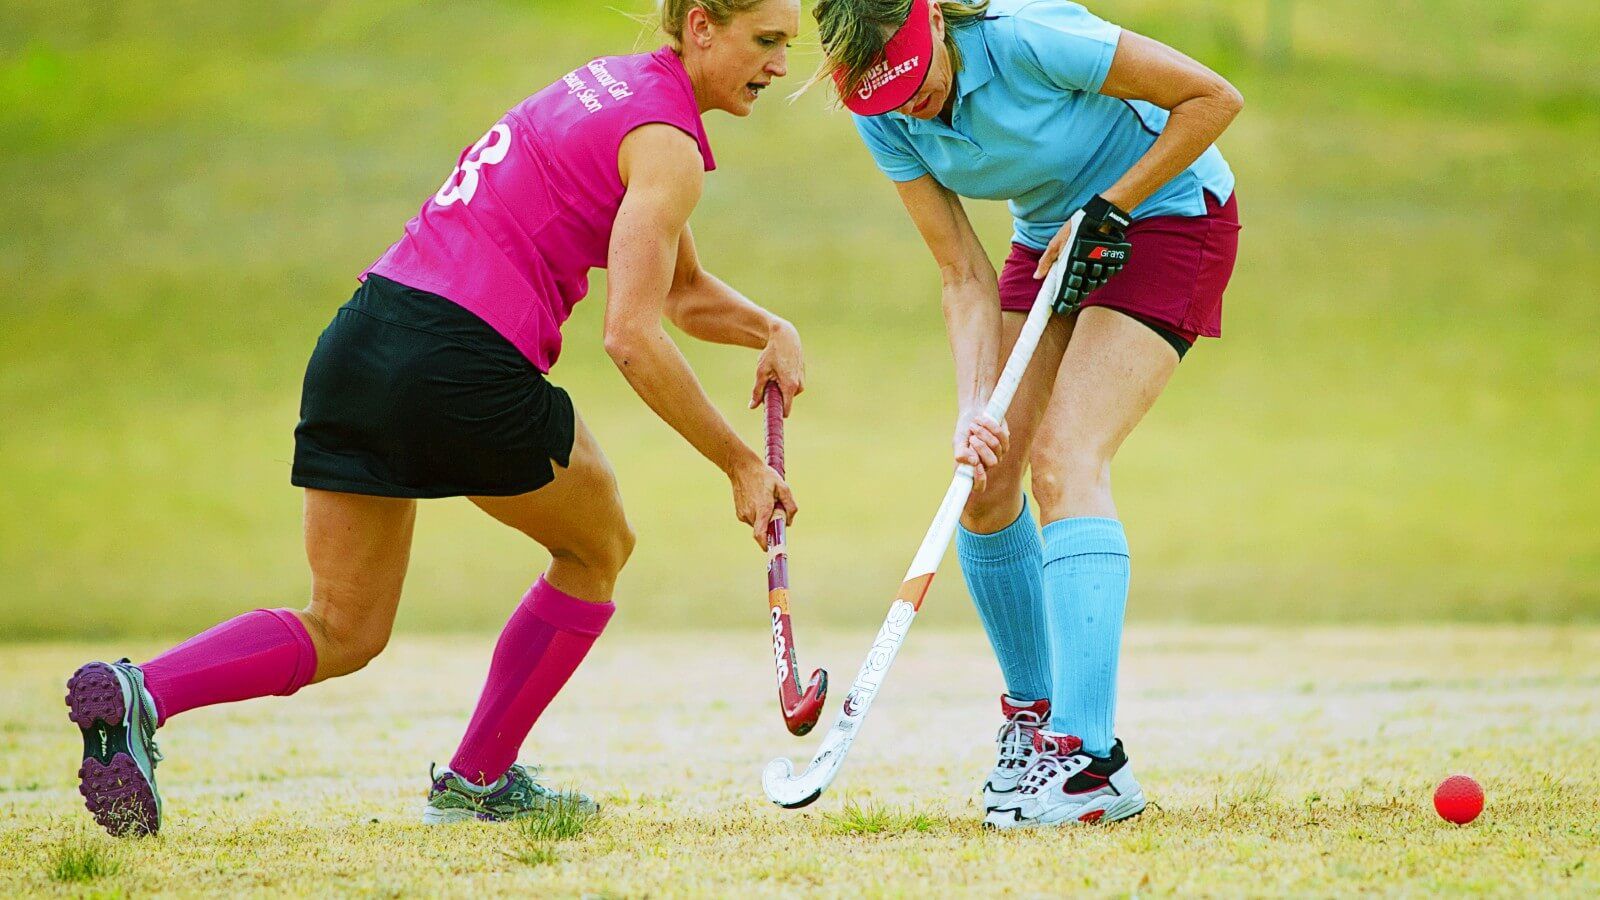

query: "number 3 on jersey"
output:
435 123 512 207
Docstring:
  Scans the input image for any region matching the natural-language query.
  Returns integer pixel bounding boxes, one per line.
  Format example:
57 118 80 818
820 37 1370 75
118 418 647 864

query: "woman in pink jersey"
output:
65 0 802 836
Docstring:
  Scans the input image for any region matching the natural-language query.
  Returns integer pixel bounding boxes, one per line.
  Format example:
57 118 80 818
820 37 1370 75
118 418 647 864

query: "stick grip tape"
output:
765 380 785 476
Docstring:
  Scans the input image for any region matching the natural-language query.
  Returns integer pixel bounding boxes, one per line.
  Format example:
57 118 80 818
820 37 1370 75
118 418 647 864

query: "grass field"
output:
2 0 1596 638
3 625 1598 896
3 3 1596 895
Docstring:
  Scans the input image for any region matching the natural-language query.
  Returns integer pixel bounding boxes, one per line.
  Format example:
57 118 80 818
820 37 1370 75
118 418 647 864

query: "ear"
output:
685 6 715 49
928 1 945 44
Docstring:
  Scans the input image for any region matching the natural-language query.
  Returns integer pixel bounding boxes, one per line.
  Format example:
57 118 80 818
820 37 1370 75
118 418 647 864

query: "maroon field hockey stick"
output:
763 381 828 736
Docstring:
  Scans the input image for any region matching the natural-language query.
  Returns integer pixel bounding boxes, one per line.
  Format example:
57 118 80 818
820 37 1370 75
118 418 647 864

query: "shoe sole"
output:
421 801 601 825
983 790 1147 830
421 806 485 825
423 806 579 826
983 790 1018 813
1087 790 1147 824
67 663 159 836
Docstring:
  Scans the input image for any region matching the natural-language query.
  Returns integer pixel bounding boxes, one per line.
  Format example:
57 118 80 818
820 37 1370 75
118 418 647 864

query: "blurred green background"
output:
2 0 1596 639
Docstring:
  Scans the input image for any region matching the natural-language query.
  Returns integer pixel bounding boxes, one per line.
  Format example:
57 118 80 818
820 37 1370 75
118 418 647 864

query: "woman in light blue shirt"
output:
812 0 1243 829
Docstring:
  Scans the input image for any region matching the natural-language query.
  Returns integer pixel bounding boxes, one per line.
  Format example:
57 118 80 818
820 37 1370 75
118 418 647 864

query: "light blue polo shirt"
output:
853 0 1235 251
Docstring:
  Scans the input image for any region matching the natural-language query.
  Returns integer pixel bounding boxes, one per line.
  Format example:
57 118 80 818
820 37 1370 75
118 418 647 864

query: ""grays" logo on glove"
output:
1053 195 1133 317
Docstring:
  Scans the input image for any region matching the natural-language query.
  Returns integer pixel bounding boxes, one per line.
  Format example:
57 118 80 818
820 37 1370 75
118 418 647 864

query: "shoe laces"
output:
1017 742 1089 796
139 698 163 765
505 764 579 803
506 764 546 789
995 710 1044 770
120 660 163 766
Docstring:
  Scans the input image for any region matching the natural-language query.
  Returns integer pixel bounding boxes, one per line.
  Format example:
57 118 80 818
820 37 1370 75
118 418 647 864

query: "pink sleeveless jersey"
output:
364 47 715 373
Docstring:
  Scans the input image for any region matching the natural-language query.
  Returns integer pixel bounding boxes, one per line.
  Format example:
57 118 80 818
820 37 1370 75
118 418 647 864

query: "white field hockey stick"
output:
762 213 1082 809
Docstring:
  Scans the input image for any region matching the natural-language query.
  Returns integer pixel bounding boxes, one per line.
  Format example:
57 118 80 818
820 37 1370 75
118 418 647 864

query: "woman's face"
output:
891 3 951 120
685 0 800 116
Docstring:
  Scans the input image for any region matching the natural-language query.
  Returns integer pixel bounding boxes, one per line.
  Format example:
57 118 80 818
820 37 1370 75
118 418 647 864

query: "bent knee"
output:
1029 444 1111 506
325 624 389 673
609 518 637 570
303 600 393 675
555 513 635 578
964 482 1027 533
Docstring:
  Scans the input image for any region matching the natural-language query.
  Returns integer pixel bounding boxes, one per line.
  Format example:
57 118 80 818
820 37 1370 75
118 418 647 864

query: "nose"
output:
768 48 789 78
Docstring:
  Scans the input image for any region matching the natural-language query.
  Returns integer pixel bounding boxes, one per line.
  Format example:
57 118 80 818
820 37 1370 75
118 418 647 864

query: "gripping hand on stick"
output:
1032 194 1133 316
954 408 1010 494
761 228 1078 810
730 453 797 549
749 319 805 417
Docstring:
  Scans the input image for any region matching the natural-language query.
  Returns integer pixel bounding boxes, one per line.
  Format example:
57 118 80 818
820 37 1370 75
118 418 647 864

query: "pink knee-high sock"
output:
140 609 318 726
450 578 615 785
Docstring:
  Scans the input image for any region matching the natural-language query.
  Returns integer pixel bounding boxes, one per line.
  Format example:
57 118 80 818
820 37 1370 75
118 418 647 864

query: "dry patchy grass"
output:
2 627 1598 896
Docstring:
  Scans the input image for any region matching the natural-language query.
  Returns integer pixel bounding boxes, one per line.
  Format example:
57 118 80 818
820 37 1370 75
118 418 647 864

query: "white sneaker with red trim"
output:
982 695 1050 812
983 731 1146 830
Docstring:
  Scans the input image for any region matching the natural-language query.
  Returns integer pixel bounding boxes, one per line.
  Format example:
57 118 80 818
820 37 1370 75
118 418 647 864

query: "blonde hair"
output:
659 0 775 48
803 0 990 100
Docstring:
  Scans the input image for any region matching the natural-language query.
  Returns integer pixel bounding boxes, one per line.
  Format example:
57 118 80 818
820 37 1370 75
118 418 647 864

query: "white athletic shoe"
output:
982 695 1050 812
983 731 1146 830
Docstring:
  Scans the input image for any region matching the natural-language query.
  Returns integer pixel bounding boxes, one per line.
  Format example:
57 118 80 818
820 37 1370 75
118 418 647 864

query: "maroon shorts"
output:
998 191 1241 343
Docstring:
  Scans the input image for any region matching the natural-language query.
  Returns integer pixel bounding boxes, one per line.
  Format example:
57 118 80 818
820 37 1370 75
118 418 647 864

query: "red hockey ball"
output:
1433 774 1484 825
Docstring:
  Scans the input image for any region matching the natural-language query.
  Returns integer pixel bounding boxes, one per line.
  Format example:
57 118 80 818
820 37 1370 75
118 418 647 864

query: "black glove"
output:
1052 194 1133 316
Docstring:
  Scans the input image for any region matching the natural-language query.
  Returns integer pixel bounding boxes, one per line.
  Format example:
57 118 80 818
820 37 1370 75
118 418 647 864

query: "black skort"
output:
292 274 575 499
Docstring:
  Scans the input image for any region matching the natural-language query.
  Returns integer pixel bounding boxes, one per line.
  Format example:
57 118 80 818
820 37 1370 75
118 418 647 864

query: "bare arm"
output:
894 174 1009 487
664 228 806 415
896 175 1000 414
605 124 795 541
1095 30 1244 213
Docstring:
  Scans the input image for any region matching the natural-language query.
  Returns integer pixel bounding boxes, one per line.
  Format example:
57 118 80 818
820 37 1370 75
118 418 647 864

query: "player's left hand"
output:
751 319 805 416
1033 194 1134 316
954 406 1010 493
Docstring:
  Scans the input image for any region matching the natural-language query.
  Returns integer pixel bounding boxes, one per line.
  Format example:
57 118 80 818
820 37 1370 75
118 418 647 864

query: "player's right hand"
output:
1034 194 1133 316
730 451 798 548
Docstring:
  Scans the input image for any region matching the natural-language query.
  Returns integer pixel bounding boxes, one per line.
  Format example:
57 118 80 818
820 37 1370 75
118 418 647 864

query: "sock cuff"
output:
261 608 318 695
1041 516 1128 562
956 497 1042 563
526 578 615 636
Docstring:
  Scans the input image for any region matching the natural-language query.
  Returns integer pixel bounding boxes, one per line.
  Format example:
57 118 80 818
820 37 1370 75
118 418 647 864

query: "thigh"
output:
303 488 417 642
1032 307 1181 511
469 413 626 559
294 277 576 500
998 310 1075 465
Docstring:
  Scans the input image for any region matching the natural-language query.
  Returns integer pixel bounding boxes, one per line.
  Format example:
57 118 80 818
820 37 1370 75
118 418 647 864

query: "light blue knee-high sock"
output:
1041 517 1129 757
956 497 1050 702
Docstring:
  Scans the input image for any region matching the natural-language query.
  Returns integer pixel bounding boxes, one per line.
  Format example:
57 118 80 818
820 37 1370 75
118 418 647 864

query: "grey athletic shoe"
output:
984 732 1146 830
66 659 164 836
422 763 598 824
983 695 1050 812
